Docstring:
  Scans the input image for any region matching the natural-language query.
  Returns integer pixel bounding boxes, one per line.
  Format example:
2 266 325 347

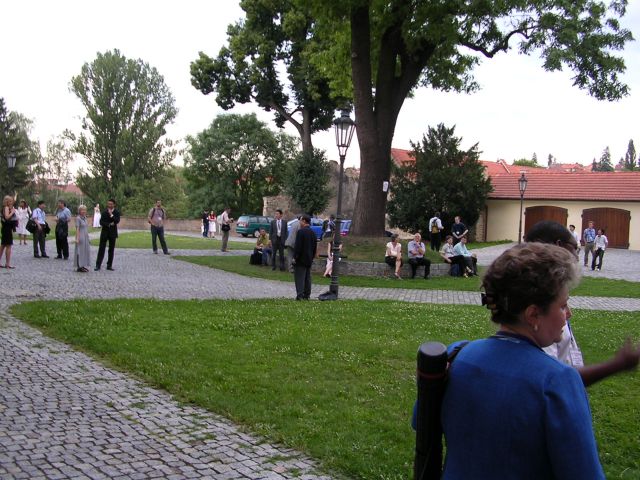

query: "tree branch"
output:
461 26 532 58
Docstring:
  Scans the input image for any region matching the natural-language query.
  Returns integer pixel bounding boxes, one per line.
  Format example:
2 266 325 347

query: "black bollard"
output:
414 341 448 480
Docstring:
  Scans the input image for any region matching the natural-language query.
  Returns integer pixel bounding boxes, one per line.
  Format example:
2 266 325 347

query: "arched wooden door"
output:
581 208 630 249
524 206 568 239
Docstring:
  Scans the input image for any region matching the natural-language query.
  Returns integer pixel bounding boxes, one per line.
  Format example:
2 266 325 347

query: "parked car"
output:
287 217 352 240
236 215 274 237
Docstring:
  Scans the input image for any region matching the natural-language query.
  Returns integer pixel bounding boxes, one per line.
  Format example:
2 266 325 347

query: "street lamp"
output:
6 153 16 198
319 110 356 301
517 172 528 244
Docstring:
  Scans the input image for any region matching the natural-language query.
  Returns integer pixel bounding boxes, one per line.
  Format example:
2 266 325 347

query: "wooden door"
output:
524 206 568 239
581 208 630 249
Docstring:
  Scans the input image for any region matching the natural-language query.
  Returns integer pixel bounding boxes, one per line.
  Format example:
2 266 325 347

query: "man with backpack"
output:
148 199 170 255
428 212 443 252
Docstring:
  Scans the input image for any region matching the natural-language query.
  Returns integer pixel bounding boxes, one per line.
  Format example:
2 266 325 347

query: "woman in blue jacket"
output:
441 243 604 479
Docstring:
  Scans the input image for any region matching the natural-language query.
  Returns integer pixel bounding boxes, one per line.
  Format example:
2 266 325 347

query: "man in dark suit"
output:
293 214 317 300
269 209 288 271
95 198 120 271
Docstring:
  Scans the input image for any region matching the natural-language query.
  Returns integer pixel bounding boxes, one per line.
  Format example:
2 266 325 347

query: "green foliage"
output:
593 146 615 172
0 99 38 195
513 158 540 168
387 124 492 235
70 49 178 211
12 300 640 479
117 167 190 218
284 148 331 215
623 139 636 171
190 0 341 153
184 113 298 216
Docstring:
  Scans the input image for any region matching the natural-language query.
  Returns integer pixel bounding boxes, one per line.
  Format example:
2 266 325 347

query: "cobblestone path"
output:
1 239 638 479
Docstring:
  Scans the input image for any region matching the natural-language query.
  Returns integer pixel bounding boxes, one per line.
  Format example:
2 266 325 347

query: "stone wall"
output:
309 259 452 278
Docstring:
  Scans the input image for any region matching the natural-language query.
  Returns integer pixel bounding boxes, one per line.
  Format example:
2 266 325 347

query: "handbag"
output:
26 218 37 233
221 224 231 232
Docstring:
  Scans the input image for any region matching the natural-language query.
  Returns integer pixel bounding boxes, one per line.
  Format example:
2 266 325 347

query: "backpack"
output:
431 220 439 234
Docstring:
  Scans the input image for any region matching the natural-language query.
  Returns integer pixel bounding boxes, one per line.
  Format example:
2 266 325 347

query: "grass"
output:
89 231 253 250
11 300 640 479
175 255 640 298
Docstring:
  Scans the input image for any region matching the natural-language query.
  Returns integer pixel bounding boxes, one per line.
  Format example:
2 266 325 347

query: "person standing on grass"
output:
591 229 608 271
293 214 317 300
582 220 596 267
219 207 233 252
54 199 72 260
269 209 288 271
285 215 300 273
95 199 120 271
428 212 443 251
525 220 639 385
0 195 17 269
148 199 170 255
407 233 431 279
451 215 468 245
74 205 91 273
31 200 49 259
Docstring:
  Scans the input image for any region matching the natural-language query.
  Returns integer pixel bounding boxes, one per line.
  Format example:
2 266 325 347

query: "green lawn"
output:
90 231 253 250
11 300 639 479
175 255 640 298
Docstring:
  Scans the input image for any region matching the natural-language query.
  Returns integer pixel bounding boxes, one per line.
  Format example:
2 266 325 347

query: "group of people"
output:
426 212 468 252
415 220 639 478
577 220 609 271
248 210 317 300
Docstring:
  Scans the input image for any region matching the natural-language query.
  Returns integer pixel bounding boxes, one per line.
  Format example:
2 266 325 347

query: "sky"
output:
1 0 639 172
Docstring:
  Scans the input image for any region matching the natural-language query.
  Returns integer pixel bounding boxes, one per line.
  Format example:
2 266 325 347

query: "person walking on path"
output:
269 209 288 271
428 212 443 251
31 200 49 259
293 214 317 300
285 215 300 273
95 199 120 271
0 195 17 269
54 199 72 260
148 200 170 255
582 220 596 267
92 203 101 228
74 205 91 272
591 229 608 271
15 200 31 245
219 207 233 252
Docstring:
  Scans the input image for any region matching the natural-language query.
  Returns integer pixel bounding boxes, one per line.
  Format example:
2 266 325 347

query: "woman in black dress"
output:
1 195 17 269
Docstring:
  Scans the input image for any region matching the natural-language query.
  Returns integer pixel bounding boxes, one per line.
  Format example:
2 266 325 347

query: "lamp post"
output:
6 153 16 199
517 172 528 244
319 110 355 301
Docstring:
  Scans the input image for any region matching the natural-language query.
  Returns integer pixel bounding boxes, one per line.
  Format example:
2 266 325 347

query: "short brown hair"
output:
481 243 579 325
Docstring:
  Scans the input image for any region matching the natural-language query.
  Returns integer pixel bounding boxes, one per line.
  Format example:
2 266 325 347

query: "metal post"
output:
328 154 345 296
518 192 524 244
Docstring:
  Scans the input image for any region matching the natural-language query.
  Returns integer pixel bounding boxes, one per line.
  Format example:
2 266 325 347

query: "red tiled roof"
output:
489 172 640 201
390 148 415 167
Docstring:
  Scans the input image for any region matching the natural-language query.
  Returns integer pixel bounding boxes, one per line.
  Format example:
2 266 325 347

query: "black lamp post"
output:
319 110 355 301
517 172 528 244
6 153 16 198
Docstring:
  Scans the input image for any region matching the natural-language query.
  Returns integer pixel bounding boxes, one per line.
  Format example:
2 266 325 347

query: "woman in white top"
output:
385 234 403 279
93 204 101 228
15 200 31 245
208 211 217 238
591 229 608 271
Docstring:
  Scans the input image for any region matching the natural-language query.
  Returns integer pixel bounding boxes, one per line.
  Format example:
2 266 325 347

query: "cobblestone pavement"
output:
1 237 639 480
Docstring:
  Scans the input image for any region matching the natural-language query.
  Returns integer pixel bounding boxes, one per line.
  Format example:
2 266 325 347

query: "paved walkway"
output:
1 238 639 480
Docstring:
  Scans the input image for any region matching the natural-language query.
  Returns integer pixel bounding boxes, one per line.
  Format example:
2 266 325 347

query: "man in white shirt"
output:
220 207 233 252
407 233 431 279
269 209 288 271
31 200 49 258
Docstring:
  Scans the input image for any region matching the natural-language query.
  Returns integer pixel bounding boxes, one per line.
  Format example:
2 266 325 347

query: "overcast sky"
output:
2 0 639 171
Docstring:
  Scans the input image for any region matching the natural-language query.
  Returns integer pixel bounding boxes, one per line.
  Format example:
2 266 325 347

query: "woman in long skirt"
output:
92 203 101 228
75 205 91 272
15 200 31 245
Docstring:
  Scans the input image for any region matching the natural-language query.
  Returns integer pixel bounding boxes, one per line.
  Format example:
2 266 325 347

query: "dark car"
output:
236 215 274 237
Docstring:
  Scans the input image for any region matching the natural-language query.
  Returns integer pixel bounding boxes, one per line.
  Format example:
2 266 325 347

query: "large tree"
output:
0 99 37 196
308 0 632 235
70 49 178 208
594 146 614 171
190 0 340 154
184 113 298 215
387 124 492 235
